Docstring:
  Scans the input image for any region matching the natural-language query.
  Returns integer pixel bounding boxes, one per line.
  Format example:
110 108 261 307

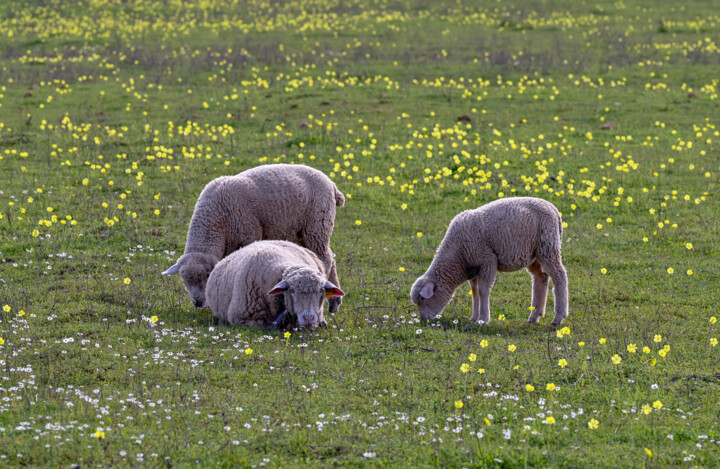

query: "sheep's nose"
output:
194 299 205 309
300 313 317 326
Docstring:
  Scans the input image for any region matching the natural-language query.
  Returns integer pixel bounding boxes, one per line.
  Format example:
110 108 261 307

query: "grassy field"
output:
1 0 720 466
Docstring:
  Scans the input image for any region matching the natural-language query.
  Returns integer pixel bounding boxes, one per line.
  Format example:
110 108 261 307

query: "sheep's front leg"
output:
526 261 549 324
469 277 481 322
268 310 289 330
541 258 569 326
476 281 493 325
475 265 497 325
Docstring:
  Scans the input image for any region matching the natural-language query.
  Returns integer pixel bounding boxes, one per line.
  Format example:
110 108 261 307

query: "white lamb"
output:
162 164 344 312
205 241 344 328
410 197 568 325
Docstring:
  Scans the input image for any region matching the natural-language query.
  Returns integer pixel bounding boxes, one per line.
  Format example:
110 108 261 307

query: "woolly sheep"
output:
162 164 345 312
410 197 568 325
205 240 344 328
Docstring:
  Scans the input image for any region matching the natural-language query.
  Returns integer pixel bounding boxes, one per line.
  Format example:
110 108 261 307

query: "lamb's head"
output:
411 276 453 320
269 267 344 328
162 252 219 309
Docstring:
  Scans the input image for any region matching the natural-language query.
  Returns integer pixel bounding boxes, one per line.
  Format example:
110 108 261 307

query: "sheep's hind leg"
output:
302 221 342 314
326 257 342 313
541 258 569 326
469 277 481 323
526 261 549 324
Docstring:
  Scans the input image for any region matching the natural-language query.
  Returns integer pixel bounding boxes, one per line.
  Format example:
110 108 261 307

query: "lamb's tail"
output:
334 185 345 207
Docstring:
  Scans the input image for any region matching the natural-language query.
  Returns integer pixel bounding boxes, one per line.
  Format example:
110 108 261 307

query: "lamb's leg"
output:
476 265 497 325
325 256 342 313
213 315 231 327
526 261 549 324
302 219 342 313
541 258 569 326
469 277 481 322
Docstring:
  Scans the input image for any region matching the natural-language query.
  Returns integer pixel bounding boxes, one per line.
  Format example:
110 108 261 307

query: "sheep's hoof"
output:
550 316 565 326
319 320 328 327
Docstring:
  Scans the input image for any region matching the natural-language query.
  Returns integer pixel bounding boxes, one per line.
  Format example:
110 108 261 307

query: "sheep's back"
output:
453 198 561 272
206 241 324 322
225 165 337 241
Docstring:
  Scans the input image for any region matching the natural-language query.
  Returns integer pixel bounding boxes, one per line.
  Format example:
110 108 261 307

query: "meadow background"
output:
1 0 719 466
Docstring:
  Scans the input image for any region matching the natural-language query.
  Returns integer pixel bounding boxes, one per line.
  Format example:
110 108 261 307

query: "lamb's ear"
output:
324 281 345 298
268 280 289 295
420 281 435 299
162 263 180 276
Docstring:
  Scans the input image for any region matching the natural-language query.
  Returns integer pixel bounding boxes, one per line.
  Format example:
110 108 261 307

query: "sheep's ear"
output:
162 263 180 276
268 280 289 295
324 281 345 298
420 282 435 299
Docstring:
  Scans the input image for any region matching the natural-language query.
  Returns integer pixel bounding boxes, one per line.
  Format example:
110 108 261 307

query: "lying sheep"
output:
205 240 344 328
162 164 344 312
411 197 568 325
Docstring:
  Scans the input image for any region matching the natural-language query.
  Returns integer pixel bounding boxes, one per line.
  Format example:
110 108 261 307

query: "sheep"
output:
410 197 568 326
205 240 344 328
162 164 345 312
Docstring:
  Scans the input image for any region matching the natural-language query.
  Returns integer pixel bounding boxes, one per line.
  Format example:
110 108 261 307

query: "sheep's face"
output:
163 253 218 309
269 271 344 328
411 277 452 320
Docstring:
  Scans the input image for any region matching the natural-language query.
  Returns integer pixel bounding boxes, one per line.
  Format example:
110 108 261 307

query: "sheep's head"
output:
410 277 452 320
162 252 219 309
269 268 344 328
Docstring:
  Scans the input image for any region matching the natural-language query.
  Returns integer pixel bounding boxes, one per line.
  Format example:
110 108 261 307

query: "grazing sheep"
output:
162 164 344 311
410 197 568 325
205 241 344 328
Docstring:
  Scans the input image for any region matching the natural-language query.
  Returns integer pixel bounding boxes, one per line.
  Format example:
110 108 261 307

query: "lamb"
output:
410 197 568 326
162 164 345 312
205 240 344 328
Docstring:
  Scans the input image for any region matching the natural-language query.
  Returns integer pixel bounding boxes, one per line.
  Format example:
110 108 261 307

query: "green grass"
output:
1 0 720 466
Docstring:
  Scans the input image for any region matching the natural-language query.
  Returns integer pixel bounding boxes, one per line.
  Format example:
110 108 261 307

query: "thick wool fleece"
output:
411 197 568 325
205 240 328 328
178 164 344 309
